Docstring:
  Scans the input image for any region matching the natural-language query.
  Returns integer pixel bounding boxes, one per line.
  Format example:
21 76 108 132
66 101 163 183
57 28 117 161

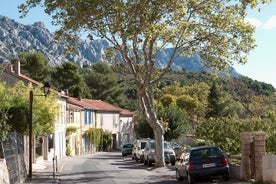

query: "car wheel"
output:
187 173 195 184
171 161 175 166
140 156 143 163
176 169 184 181
222 173 230 181
147 157 152 166
144 158 147 165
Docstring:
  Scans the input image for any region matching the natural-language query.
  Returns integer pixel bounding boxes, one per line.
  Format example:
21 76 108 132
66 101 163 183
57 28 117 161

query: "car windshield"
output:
123 144 132 148
150 142 155 149
141 142 146 149
164 142 171 149
190 147 223 160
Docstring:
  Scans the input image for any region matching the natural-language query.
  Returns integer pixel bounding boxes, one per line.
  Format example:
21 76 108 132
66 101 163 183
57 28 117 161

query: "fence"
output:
0 132 27 184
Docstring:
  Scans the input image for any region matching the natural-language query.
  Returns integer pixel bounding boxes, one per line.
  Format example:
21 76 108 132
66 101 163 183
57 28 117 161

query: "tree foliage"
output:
135 105 189 141
81 62 127 107
0 81 59 139
195 116 273 154
157 105 188 141
0 82 10 141
51 62 89 98
19 0 271 167
66 126 78 138
85 128 112 151
206 82 238 118
134 113 154 139
18 52 51 83
156 82 210 131
0 110 9 142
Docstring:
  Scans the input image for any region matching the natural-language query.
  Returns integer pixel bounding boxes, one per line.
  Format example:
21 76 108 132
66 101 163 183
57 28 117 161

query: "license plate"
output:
202 163 216 168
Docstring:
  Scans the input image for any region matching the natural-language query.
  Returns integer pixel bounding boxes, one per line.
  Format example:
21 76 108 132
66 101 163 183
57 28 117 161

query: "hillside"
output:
0 14 240 76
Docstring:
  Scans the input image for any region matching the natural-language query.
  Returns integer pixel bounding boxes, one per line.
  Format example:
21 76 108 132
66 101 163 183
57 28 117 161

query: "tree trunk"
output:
138 88 165 167
153 124 165 167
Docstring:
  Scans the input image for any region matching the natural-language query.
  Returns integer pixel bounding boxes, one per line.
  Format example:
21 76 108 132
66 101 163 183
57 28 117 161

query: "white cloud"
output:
263 16 276 30
244 18 263 28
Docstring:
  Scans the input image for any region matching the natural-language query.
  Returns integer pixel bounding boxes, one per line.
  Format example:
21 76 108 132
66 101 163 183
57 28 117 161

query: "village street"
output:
32 151 250 184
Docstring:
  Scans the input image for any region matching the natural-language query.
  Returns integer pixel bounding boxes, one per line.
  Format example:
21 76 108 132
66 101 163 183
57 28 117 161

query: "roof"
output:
1 63 135 116
118 108 135 116
0 65 67 98
67 98 97 109
83 99 121 112
1 66 40 87
82 99 135 116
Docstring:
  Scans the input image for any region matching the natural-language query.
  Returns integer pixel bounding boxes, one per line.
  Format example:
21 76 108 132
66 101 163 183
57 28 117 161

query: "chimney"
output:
77 96 82 101
14 59 21 75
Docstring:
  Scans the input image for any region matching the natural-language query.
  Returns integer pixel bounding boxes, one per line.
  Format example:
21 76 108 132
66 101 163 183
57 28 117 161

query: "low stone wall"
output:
0 159 10 184
263 155 276 183
229 163 241 179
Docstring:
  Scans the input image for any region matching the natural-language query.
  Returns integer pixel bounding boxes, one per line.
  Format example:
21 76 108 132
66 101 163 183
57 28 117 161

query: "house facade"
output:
119 109 136 147
83 99 122 150
0 60 67 162
66 97 97 155
1 60 136 161
84 100 137 149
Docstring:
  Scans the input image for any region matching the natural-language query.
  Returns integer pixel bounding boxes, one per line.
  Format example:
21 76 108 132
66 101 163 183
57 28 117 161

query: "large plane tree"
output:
19 0 270 167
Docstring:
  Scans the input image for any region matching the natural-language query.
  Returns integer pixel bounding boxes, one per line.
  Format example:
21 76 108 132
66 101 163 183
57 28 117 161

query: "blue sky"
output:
1 1 275 88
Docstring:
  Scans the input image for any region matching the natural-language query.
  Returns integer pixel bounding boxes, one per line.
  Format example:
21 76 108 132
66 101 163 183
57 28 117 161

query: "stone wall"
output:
229 163 241 179
0 159 10 184
263 155 276 183
240 132 266 182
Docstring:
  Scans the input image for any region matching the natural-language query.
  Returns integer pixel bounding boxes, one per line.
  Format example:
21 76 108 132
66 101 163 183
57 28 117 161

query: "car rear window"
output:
190 147 224 160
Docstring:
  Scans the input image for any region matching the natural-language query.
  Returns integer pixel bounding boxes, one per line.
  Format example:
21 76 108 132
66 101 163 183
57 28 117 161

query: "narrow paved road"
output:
58 151 249 184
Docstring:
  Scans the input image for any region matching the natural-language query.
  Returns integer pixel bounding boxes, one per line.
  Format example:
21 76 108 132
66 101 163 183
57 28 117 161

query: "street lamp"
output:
28 82 50 179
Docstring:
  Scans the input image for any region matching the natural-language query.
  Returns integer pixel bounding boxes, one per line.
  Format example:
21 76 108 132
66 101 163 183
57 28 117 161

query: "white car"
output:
135 139 147 162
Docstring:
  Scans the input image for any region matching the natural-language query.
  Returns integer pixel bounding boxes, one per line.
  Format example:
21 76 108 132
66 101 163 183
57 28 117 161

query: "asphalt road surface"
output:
58 151 250 184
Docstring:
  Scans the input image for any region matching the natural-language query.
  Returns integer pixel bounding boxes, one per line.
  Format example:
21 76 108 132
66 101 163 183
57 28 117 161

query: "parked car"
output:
122 143 134 157
164 141 176 166
175 146 229 184
143 139 176 166
132 144 137 160
135 139 147 162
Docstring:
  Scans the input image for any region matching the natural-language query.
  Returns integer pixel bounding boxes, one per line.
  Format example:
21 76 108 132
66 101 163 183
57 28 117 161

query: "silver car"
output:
143 139 176 166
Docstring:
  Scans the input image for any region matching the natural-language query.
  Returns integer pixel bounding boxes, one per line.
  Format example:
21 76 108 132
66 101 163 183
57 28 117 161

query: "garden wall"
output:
263 155 276 183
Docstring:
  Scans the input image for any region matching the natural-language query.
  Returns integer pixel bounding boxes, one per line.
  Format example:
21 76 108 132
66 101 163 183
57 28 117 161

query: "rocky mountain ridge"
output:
0 15 240 77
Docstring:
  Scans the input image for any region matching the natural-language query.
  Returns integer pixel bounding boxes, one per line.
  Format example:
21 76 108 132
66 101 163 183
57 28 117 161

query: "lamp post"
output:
28 82 50 179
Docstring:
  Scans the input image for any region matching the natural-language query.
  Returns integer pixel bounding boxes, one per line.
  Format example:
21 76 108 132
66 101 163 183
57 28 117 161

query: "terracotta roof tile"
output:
83 99 135 116
119 108 135 116
67 98 98 109
1 67 66 98
83 99 120 112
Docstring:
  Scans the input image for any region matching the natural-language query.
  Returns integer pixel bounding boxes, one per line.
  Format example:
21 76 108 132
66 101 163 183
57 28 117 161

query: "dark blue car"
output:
176 146 229 184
